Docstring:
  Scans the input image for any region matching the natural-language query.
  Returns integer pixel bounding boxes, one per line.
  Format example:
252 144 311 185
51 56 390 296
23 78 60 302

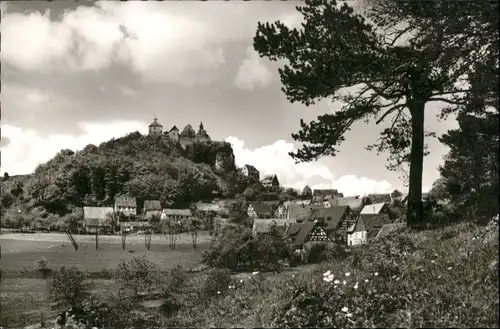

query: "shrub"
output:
306 243 328 264
199 268 232 301
47 267 91 309
202 225 292 271
114 256 161 300
35 257 52 278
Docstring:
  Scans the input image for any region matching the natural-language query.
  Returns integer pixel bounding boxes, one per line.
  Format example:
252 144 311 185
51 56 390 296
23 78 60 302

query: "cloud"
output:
0 121 148 175
1 2 299 85
226 136 393 196
234 47 273 91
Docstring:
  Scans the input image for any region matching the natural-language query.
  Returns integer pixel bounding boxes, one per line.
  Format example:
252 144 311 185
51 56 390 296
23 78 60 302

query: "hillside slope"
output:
0 131 242 220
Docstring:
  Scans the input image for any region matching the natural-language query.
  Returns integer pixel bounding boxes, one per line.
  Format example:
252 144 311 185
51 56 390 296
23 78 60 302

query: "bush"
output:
35 257 53 278
200 268 232 301
47 267 91 309
114 256 161 300
202 225 292 271
306 243 328 264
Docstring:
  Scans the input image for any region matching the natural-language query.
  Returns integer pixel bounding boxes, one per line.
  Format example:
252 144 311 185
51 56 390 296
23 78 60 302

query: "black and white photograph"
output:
0 0 498 328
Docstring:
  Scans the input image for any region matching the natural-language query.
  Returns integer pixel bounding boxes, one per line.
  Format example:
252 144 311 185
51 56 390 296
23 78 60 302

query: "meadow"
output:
0 232 212 327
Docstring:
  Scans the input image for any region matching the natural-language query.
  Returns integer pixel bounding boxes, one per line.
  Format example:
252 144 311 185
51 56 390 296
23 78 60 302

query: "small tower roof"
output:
149 117 162 128
181 124 196 137
196 121 209 137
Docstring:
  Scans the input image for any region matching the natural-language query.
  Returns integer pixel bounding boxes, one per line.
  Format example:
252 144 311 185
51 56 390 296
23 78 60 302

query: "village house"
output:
193 202 224 232
252 218 291 236
333 196 365 213
360 202 390 215
310 205 358 244
367 193 392 204
312 189 339 204
272 201 287 219
241 164 260 183
247 202 274 219
261 174 280 190
295 199 312 206
360 213 392 240
161 208 193 223
287 204 313 222
284 222 334 262
114 195 137 217
143 200 162 219
347 216 367 246
83 206 114 232
148 117 163 138
302 185 313 198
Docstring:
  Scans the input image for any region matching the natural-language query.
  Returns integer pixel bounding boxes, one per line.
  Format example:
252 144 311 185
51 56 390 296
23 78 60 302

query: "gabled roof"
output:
313 189 338 196
360 214 391 232
261 174 278 183
144 200 162 211
195 202 222 212
311 205 350 231
375 223 405 240
244 164 259 172
302 185 312 194
360 202 387 214
335 196 363 210
295 199 312 205
253 218 290 235
248 202 273 217
287 204 315 221
169 126 179 133
162 208 192 217
115 195 137 208
180 124 196 137
367 193 391 204
348 216 366 233
285 222 316 246
83 207 114 227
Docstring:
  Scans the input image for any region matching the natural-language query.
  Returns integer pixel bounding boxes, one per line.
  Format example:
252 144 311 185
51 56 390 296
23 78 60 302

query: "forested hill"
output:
1 131 243 218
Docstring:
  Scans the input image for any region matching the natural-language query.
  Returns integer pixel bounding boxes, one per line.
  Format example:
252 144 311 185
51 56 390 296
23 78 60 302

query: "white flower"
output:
364 279 369 283
252 271 259 275
217 291 221 294
447 266 453 270
323 274 334 283
346 312 353 318
345 272 351 277
323 270 332 277
431 260 436 263
374 272 379 276
391 275 396 279
342 306 349 313
239 279 243 283
334 280 340 285
343 280 347 285
354 282 359 289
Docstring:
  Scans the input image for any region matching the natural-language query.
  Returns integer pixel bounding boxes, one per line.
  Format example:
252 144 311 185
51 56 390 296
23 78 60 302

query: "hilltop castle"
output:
148 117 211 147
148 117 234 171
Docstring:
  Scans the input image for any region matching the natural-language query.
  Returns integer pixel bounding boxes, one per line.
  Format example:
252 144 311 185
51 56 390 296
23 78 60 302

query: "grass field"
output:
0 278 115 327
0 232 213 327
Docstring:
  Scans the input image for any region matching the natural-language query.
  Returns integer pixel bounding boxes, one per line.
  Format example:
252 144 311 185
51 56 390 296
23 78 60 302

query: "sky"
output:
0 1 459 196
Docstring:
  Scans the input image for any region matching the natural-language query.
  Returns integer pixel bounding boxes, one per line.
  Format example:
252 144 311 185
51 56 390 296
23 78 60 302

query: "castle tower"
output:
196 121 211 142
168 125 180 142
148 117 163 138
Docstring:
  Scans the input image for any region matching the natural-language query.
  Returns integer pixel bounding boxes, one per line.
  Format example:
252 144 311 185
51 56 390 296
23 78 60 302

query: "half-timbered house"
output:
311 205 358 245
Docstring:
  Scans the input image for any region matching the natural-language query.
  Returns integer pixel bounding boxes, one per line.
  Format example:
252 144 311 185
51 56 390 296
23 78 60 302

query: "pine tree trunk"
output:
407 101 425 227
